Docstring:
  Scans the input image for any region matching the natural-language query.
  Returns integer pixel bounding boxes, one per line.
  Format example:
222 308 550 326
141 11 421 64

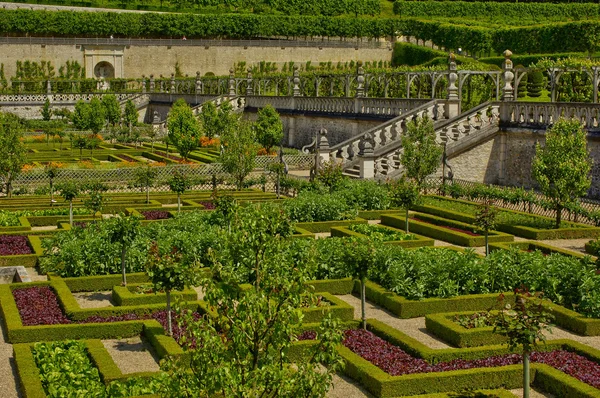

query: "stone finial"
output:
449 52 456 62
318 128 329 150
293 65 301 97
358 133 375 156
356 62 365 98
502 49 514 101
196 71 200 77
447 52 458 102
246 68 253 96
195 71 202 94
503 49 513 59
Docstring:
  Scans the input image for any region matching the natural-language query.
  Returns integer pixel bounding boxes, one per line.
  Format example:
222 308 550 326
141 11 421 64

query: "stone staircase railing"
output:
330 100 444 172
500 101 600 130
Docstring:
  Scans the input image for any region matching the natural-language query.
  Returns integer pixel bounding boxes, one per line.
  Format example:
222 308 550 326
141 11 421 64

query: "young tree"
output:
158 203 343 397
83 180 108 219
199 100 220 139
168 170 191 213
167 98 202 160
134 165 158 204
107 214 142 286
88 97 106 134
389 178 420 234
41 98 52 121
532 119 592 228
102 94 121 127
73 135 88 157
0 114 26 198
145 243 199 336
345 237 375 329
493 289 553 398
255 105 283 154
57 181 79 226
400 115 443 188
220 121 258 190
86 134 102 158
123 99 139 132
72 100 90 131
474 197 498 256
45 163 60 205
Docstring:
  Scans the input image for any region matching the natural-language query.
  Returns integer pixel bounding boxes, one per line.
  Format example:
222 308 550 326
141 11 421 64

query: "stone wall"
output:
0 43 391 79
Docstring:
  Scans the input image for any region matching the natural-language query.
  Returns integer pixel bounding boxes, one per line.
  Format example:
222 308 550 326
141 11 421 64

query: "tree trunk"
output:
69 200 73 226
405 208 410 234
166 290 172 336
50 180 54 206
485 230 489 256
146 184 150 204
177 193 181 214
361 276 367 330
121 245 127 286
555 205 562 229
523 352 530 398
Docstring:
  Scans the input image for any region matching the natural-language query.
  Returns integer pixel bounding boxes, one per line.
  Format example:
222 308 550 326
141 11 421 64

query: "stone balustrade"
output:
501 102 600 130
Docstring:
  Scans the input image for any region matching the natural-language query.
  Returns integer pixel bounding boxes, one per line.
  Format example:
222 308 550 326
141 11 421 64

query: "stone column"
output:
46 79 52 95
228 68 236 96
149 75 155 93
501 50 514 102
246 68 253 96
170 74 176 93
293 65 301 97
356 61 365 98
358 133 375 179
141 75 146 94
195 71 202 94
445 52 460 119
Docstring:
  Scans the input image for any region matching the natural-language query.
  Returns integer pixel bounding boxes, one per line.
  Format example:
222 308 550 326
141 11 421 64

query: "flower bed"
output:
117 154 139 163
198 201 215 210
342 329 600 388
155 150 183 162
141 210 171 220
0 235 33 255
13 286 70 326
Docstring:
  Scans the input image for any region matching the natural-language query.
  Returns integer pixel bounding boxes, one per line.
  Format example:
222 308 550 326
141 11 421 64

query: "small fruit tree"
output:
255 105 283 154
220 121 258 190
493 289 553 398
389 178 420 234
57 181 79 226
145 242 199 336
400 114 443 189
474 197 498 256
83 180 108 219
168 171 191 213
134 165 158 204
107 214 142 286
345 237 375 329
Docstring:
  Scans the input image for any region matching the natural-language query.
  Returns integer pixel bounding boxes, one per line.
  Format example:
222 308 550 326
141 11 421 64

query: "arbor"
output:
41 98 52 121
158 203 342 397
532 119 592 228
220 121 258 190
255 105 283 154
167 99 202 160
123 100 138 131
400 115 443 188
389 178 420 234
168 171 191 213
88 97 106 134
0 114 26 198
57 182 79 226
102 94 121 127
134 165 158 204
107 215 142 286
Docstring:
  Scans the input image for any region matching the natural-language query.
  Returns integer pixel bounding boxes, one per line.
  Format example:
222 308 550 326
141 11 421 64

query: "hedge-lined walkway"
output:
0 315 20 398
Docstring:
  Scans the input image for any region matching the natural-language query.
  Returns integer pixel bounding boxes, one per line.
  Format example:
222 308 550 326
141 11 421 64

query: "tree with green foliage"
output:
167 99 202 161
400 115 443 188
345 237 375 329
0 114 26 198
45 163 59 205
316 161 346 192
389 178 420 234
57 181 79 226
255 105 283 154
493 290 553 398
158 202 343 397
83 180 108 219
199 101 220 139
72 100 90 131
73 135 88 157
220 121 258 190
107 214 142 286
527 70 544 98
168 171 191 213
145 243 199 336
86 134 102 158
41 98 52 121
123 100 138 131
474 197 498 256
532 119 592 228
134 165 158 204
102 94 121 127
88 97 106 134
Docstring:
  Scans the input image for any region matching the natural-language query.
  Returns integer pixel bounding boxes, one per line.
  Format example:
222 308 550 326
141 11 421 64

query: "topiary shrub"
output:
527 70 544 98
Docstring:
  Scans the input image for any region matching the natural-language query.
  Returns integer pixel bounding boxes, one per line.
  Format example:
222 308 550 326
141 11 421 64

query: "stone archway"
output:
94 61 115 79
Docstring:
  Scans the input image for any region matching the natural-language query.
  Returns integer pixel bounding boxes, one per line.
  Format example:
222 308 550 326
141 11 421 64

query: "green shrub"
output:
284 191 357 222
528 70 545 98
336 180 391 211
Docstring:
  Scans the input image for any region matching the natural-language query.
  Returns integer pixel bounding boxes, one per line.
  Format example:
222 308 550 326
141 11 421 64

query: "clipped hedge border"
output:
302 292 354 323
296 217 368 233
307 277 354 295
425 312 506 348
0 216 31 233
488 240 595 261
415 196 600 240
111 283 198 307
48 272 150 292
380 213 514 247
330 225 435 248
292 226 315 239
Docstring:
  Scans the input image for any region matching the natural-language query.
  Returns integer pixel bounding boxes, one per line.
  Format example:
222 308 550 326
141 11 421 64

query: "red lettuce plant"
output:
0 235 33 255
141 210 171 220
13 286 70 326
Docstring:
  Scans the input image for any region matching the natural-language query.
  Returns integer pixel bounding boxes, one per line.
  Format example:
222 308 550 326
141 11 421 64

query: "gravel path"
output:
30 226 57 232
336 294 451 349
328 373 373 398
0 1 169 13
510 388 554 398
102 337 160 374
24 267 46 282
538 238 591 255
0 315 19 398
72 291 113 308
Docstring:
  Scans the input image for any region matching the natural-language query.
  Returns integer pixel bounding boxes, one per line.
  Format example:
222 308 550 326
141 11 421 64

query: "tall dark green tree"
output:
167 99 202 160
102 94 121 127
0 114 26 198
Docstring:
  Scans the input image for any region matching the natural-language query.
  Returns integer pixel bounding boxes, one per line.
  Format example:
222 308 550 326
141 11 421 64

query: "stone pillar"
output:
445 52 460 119
356 61 365 98
195 71 202 94
246 68 253 96
149 75 155 93
293 65 300 97
501 49 514 102
141 75 146 94
317 128 330 164
228 68 236 96
46 79 52 95
358 133 375 179
170 74 176 93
